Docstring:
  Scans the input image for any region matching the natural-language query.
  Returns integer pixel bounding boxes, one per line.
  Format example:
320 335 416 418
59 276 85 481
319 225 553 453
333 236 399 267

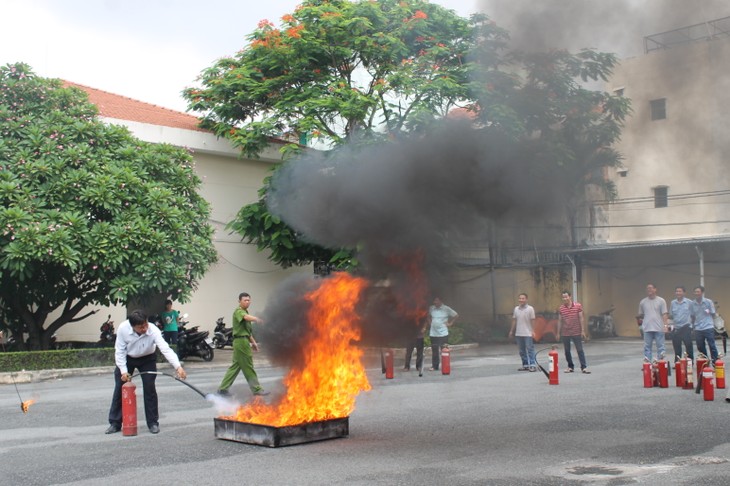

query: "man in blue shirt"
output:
669 286 693 361
690 285 718 363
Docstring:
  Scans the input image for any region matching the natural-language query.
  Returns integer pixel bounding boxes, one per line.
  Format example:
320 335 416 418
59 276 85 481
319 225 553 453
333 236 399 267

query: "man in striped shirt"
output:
557 291 590 374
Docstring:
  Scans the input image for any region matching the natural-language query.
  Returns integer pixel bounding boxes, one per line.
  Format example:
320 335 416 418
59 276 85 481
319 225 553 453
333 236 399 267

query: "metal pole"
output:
566 254 578 301
695 246 704 287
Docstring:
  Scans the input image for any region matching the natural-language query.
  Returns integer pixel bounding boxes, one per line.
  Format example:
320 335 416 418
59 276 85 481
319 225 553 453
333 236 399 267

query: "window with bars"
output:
650 98 666 120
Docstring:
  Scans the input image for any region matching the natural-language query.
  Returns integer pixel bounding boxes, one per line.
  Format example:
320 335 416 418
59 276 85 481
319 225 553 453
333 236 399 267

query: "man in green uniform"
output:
217 292 269 396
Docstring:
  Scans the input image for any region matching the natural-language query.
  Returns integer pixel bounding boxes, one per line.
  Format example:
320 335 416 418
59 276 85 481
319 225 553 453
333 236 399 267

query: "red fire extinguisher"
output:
702 365 715 401
548 348 559 385
675 359 683 388
384 348 394 379
441 345 451 375
684 357 694 390
715 357 725 389
657 358 669 388
696 355 708 384
643 361 653 388
121 380 137 436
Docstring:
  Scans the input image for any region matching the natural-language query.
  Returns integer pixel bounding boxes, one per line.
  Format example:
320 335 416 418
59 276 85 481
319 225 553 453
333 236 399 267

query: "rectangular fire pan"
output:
214 417 349 448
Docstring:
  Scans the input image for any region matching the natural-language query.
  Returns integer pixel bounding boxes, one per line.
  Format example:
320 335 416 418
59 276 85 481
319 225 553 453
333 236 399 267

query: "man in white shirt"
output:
427 297 458 371
106 309 186 435
509 293 537 371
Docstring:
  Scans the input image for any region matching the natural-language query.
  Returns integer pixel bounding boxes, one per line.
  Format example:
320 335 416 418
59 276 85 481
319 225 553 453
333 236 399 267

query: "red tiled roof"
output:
62 81 206 132
447 106 478 120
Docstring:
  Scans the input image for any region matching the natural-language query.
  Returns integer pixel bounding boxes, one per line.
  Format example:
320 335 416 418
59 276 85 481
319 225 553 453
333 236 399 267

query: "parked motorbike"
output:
177 314 214 361
148 314 164 332
212 317 233 349
588 307 616 338
98 315 115 346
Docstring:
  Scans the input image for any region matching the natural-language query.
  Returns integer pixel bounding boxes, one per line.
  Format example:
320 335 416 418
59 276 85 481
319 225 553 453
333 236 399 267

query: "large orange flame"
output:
225 272 372 426
386 249 430 325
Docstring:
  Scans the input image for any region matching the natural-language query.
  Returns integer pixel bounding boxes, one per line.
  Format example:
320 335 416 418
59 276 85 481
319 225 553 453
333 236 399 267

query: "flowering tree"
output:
185 0 629 267
0 64 218 349
185 0 505 269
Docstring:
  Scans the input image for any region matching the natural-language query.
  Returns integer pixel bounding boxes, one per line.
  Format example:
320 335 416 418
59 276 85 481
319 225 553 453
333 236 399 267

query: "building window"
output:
654 186 668 208
650 98 666 120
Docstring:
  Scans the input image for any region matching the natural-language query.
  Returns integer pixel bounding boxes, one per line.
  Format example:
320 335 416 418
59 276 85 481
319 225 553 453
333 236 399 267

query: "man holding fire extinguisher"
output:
106 310 186 435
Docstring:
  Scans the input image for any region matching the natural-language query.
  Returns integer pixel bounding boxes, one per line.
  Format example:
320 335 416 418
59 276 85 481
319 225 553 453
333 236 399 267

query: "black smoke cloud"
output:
477 0 729 57
259 122 566 352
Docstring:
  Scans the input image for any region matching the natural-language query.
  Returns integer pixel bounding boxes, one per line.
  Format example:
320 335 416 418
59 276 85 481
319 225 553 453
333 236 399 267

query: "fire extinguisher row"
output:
645 352 726 401
381 345 451 379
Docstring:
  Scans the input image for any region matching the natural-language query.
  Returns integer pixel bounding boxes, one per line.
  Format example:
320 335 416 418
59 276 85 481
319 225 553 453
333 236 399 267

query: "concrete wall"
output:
54 123 310 342
599 37 730 243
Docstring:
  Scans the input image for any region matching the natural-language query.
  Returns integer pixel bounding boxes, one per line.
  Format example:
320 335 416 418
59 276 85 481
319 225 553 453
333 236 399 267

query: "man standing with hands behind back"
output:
669 286 693 362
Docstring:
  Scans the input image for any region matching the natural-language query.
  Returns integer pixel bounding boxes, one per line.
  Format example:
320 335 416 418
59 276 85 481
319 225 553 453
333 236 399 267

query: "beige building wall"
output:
597 37 730 243
55 121 310 342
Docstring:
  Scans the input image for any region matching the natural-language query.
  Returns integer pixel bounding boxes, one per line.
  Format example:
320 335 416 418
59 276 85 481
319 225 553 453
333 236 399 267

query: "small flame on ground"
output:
224 272 372 426
21 399 35 414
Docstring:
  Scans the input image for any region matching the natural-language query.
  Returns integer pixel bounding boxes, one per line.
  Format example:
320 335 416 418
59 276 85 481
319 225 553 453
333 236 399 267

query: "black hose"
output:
534 347 554 380
133 371 209 399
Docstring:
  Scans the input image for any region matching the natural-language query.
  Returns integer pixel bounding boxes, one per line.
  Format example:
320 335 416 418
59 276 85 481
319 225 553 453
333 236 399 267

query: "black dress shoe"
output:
149 424 160 434
105 424 121 434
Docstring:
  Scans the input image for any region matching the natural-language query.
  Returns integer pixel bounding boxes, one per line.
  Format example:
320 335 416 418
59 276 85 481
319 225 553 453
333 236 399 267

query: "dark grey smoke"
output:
258 273 317 368
255 1 730 354
262 122 565 347
477 0 729 57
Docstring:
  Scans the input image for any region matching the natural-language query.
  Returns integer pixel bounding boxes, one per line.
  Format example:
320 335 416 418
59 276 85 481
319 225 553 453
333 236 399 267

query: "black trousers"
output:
430 336 448 370
404 337 424 371
671 325 694 361
108 353 158 427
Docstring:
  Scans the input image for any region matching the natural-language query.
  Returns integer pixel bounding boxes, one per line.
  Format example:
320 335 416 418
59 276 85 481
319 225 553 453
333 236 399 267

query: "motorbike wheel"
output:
201 345 214 362
213 336 225 349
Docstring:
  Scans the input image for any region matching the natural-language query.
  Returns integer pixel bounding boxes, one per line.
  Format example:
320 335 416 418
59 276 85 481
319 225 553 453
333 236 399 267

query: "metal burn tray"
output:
213 417 349 448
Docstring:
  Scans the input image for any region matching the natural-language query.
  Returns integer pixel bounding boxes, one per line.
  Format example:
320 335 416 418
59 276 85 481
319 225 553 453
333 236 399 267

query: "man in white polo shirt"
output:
106 309 186 435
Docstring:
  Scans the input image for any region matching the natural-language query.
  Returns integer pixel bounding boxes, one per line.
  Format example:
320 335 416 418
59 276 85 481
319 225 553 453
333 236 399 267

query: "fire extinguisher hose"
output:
533 347 553 381
695 353 709 394
133 371 210 399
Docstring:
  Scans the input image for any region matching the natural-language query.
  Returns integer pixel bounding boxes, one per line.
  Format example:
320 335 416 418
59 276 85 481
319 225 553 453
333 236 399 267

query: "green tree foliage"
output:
186 0 505 270
0 63 218 349
471 48 631 244
186 0 630 267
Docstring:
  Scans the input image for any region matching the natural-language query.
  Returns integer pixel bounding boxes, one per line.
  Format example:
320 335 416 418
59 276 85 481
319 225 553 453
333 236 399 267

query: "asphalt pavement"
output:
2 338 730 485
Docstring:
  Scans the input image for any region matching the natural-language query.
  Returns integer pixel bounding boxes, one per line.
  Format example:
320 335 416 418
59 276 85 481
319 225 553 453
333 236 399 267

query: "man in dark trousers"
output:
106 309 186 435
557 290 590 374
669 286 693 362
